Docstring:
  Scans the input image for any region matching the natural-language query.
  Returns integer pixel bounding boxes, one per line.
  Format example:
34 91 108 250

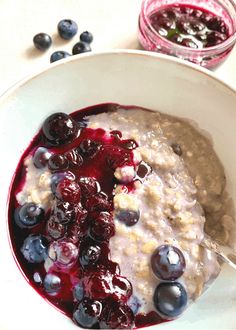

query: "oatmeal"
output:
8 104 235 329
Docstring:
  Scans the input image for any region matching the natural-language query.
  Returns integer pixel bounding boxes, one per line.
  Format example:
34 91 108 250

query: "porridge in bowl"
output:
8 103 235 329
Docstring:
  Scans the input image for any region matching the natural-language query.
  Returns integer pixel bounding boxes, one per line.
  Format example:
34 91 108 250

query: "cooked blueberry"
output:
151 245 186 281
106 145 132 169
100 302 134 329
43 112 79 146
127 296 141 315
206 31 227 46
80 244 101 266
54 200 77 224
112 275 132 302
64 148 83 167
136 161 152 179
181 38 198 48
33 147 52 168
44 273 61 294
33 33 52 50
50 171 75 194
153 282 187 318
116 209 140 226
83 272 113 300
15 203 44 228
73 282 84 301
86 192 111 212
73 298 102 328
176 19 192 34
80 31 93 43
79 139 101 158
21 234 48 263
57 19 78 40
79 177 101 197
55 178 81 203
206 16 227 33
170 33 182 44
72 41 91 55
48 154 69 171
46 215 66 239
48 240 78 268
171 143 182 156
122 139 138 150
90 212 114 241
50 51 71 63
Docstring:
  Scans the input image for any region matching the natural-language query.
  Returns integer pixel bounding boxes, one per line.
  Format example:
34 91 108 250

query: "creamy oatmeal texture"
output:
16 106 234 317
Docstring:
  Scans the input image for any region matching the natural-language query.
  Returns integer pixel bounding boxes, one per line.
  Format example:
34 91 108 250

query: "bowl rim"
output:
0 49 236 104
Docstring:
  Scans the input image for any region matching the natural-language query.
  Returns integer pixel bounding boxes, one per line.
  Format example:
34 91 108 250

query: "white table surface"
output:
1 1 236 330
1 0 236 98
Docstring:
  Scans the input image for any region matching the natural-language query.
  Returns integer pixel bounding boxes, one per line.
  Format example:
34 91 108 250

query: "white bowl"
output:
1 50 236 330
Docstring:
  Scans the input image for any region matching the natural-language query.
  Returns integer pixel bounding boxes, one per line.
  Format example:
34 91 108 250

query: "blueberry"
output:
50 51 71 63
15 203 45 228
151 245 186 281
46 215 66 240
48 154 69 172
72 41 91 55
42 112 79 146
80 244 101 266
171 143 182 156
80 31 93 43
90 211 115 241
73 298 102 328
48 240 79 268
73 282 84 301
153 282 187 318
33 147 52 168
57 19 78 40
127 296 141 315
33 33 52 51
50 171 75 194
21 234 48 263
116 209 140 226
99 302 134 329
79 139 101 158
44 273 61 294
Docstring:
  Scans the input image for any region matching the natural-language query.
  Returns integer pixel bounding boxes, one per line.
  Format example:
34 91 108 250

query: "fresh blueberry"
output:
42 112 79 146
116 209 140 226
73 282 84 301
15 203 45 228
127 295 141 315
21 234 48 263
43 273 61 294
153 282 187 318
50 51 71 63
72 41 91 55
33 147 52 168
73 298 102 328
33 33 52 51
151 245 186 281
80 31 93 43
57 19 78 40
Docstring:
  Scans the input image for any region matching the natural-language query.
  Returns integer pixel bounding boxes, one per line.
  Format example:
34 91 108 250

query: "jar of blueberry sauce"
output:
138 0 236 68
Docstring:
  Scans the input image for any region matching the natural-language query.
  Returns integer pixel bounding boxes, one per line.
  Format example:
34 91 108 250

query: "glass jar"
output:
138 0 236 68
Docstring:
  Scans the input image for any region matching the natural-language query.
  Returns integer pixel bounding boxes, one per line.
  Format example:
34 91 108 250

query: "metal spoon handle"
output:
201 236 236 271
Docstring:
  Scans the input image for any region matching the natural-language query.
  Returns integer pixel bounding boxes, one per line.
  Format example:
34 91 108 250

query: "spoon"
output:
201 235 236 270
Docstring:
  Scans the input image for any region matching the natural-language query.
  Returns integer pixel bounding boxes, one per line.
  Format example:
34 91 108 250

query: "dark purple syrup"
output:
149 4 230 49
8 103 165 329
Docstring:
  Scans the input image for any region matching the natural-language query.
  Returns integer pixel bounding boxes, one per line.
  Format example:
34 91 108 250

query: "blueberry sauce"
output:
8 103 165 329
149 4 230 49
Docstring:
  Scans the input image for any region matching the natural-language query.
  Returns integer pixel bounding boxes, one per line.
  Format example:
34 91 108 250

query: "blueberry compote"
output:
8 103 165 329
150 4 229 49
